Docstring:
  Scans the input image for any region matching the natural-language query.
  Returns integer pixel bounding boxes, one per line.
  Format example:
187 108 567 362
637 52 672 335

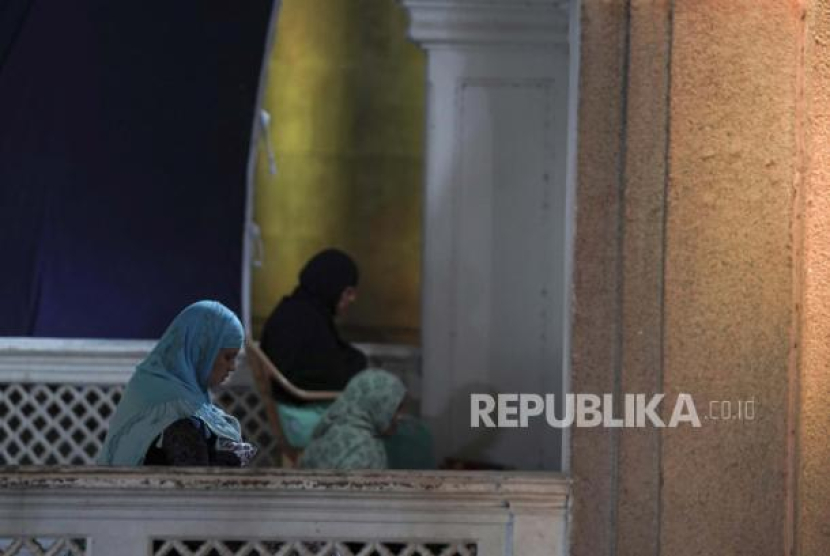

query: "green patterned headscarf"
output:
299 369 406 470
98 300 244 465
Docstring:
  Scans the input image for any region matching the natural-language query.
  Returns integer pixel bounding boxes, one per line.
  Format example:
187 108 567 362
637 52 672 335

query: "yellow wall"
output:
253 0 425 344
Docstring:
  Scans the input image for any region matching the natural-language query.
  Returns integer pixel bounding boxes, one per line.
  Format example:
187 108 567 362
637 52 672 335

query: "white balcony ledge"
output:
0 468 570 556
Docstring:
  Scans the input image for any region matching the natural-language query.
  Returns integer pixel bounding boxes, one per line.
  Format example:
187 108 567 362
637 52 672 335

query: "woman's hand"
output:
216 438 258 467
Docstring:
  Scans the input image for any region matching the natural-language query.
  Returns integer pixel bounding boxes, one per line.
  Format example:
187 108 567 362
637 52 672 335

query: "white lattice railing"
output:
150 539 477 556
0 468 569 556
0 536 87 556
0 338 421 467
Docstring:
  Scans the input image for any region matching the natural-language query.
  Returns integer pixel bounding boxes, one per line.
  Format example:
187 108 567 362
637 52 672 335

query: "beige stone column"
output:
798 1 830 554
572 1 829 555
662 2 800 555
616 2 672 556
571 2 673 556
569 1 629 554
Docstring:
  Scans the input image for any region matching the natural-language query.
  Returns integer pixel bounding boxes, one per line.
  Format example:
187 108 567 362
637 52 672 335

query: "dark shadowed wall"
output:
0 0 273 338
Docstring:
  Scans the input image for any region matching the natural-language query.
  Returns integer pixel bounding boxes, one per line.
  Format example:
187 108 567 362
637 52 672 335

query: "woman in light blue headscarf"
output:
98 301 256 466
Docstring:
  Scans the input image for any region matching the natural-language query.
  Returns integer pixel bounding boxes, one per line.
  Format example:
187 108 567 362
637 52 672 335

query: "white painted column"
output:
400 0 571 470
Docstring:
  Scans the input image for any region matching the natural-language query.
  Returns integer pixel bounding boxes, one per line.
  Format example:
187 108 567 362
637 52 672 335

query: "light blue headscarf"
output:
98 300 245 465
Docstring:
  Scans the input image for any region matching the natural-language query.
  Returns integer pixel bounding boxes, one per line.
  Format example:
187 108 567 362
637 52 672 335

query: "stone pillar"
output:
569 0 630 554
798 1 830 554
662 3 800 554
400 0 572 470
572 1 830 555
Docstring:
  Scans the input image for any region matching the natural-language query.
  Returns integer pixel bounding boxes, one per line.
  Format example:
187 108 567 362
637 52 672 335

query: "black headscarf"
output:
297 248 359 314
260 248 367 401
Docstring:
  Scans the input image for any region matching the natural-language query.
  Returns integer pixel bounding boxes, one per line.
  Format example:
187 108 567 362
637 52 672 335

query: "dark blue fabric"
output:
0 0 273 337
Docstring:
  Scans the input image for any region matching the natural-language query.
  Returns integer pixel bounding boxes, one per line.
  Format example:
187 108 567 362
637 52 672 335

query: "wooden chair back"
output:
244 336 339 467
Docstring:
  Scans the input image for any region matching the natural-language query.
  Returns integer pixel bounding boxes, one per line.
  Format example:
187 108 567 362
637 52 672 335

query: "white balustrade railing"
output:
0 468 570 556
1 340 570 555
0 338 421 467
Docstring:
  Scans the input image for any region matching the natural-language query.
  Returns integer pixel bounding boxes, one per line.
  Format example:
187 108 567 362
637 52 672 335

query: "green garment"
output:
383 415 436 469
278 402 330 448
279 401 436 469
299 369 405 470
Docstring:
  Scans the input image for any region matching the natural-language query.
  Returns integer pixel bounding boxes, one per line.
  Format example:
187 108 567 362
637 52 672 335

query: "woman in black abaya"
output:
260 248 434 468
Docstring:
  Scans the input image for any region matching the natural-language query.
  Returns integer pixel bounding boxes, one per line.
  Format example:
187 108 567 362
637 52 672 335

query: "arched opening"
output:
246 0 578 471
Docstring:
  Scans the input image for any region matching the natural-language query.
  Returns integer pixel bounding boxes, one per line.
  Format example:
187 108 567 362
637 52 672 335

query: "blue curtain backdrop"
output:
0 0 273 337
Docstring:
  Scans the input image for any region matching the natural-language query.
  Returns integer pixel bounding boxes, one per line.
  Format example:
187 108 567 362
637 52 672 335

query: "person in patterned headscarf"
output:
299 369 406 469
98 300 256 466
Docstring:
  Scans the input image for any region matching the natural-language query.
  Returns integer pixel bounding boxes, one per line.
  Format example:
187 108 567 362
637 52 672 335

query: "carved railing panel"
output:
151 539 477 556
0 339 420 467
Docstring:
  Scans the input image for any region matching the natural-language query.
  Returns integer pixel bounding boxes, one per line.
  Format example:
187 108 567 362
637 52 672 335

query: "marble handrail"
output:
0 467 570 556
